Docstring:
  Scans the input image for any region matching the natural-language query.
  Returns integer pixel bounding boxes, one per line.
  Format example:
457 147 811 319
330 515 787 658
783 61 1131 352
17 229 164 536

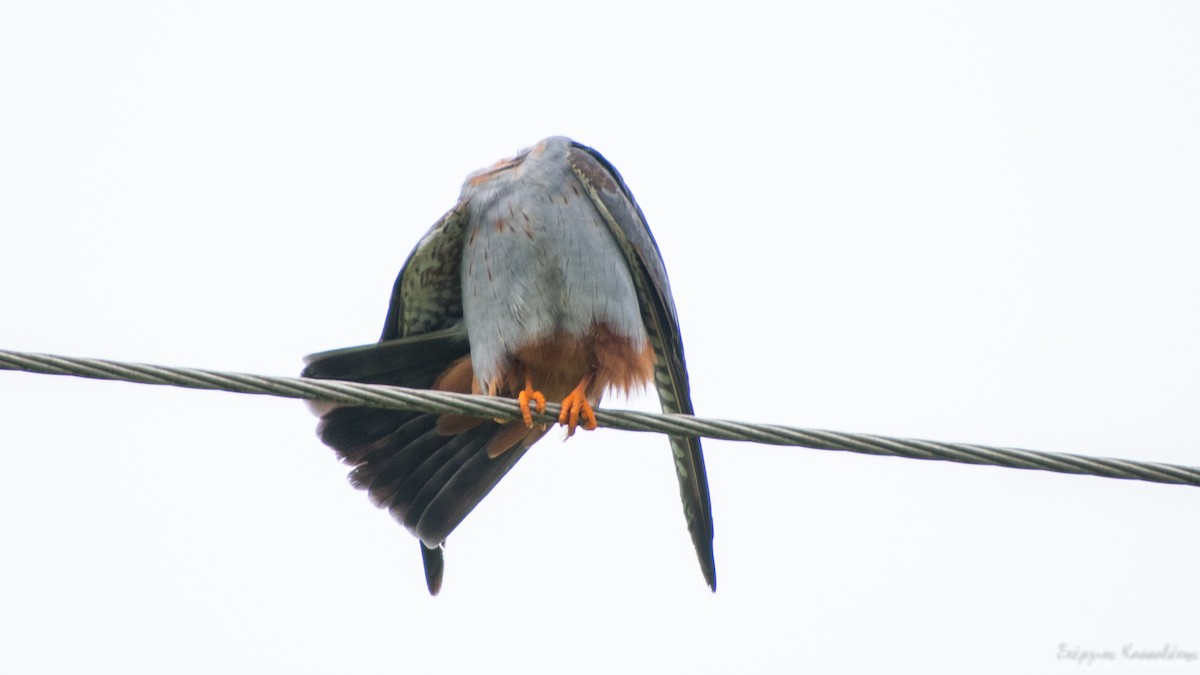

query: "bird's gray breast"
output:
459 138 647 391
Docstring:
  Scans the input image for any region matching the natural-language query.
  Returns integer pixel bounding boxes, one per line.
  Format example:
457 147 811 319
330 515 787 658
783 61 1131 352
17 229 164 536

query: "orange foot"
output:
517 374 546 428
558 379 598 437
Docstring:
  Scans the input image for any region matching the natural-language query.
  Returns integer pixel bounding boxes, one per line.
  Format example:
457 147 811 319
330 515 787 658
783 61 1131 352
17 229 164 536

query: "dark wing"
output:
302 203 535 595
566 142 717 590
381 201 470 342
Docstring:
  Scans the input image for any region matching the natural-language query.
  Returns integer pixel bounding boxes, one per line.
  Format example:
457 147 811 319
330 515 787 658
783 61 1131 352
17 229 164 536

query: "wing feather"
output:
566 143 717 590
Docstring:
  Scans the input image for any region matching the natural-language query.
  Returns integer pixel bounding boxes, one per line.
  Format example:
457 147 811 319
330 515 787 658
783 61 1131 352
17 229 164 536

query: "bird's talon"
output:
517 380 546 428
557 387 597 437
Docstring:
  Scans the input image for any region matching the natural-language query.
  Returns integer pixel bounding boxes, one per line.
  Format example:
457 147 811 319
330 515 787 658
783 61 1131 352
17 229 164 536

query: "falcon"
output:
302 136 715 594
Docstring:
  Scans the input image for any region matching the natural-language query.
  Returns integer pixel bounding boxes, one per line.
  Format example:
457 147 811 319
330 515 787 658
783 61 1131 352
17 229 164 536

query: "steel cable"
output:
2 348 1198 488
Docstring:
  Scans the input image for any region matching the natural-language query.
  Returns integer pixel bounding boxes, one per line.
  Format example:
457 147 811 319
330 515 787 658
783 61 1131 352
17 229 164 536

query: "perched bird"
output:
302 136 715 594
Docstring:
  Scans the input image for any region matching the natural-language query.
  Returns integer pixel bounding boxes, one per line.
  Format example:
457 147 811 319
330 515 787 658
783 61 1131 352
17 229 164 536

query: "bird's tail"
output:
301 328 543 594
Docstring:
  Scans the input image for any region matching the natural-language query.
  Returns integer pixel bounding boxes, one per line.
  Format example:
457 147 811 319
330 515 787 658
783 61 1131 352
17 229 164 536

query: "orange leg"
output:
558 374 598 437
517 373 546 428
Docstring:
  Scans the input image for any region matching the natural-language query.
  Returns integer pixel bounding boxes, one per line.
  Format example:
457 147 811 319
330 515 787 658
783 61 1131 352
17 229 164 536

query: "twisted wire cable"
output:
2 348 1198 488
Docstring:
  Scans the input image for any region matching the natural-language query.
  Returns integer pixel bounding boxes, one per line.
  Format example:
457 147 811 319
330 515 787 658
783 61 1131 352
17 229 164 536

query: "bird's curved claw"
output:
558 382 597 437
518 376 546 428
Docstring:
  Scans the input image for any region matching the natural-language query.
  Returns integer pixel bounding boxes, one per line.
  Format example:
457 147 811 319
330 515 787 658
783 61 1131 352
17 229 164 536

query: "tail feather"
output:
316 408 424 466
401 424 497 535
416 429 543 542
347 416 440 494
302 329 538 590
420 542 444 596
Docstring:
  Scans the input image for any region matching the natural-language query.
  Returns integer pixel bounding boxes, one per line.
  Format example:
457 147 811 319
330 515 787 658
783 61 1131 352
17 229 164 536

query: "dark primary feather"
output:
566 142 717 590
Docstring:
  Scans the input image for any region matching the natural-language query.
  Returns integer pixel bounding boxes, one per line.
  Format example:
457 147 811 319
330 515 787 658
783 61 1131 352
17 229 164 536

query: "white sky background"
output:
2 2 1199 673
